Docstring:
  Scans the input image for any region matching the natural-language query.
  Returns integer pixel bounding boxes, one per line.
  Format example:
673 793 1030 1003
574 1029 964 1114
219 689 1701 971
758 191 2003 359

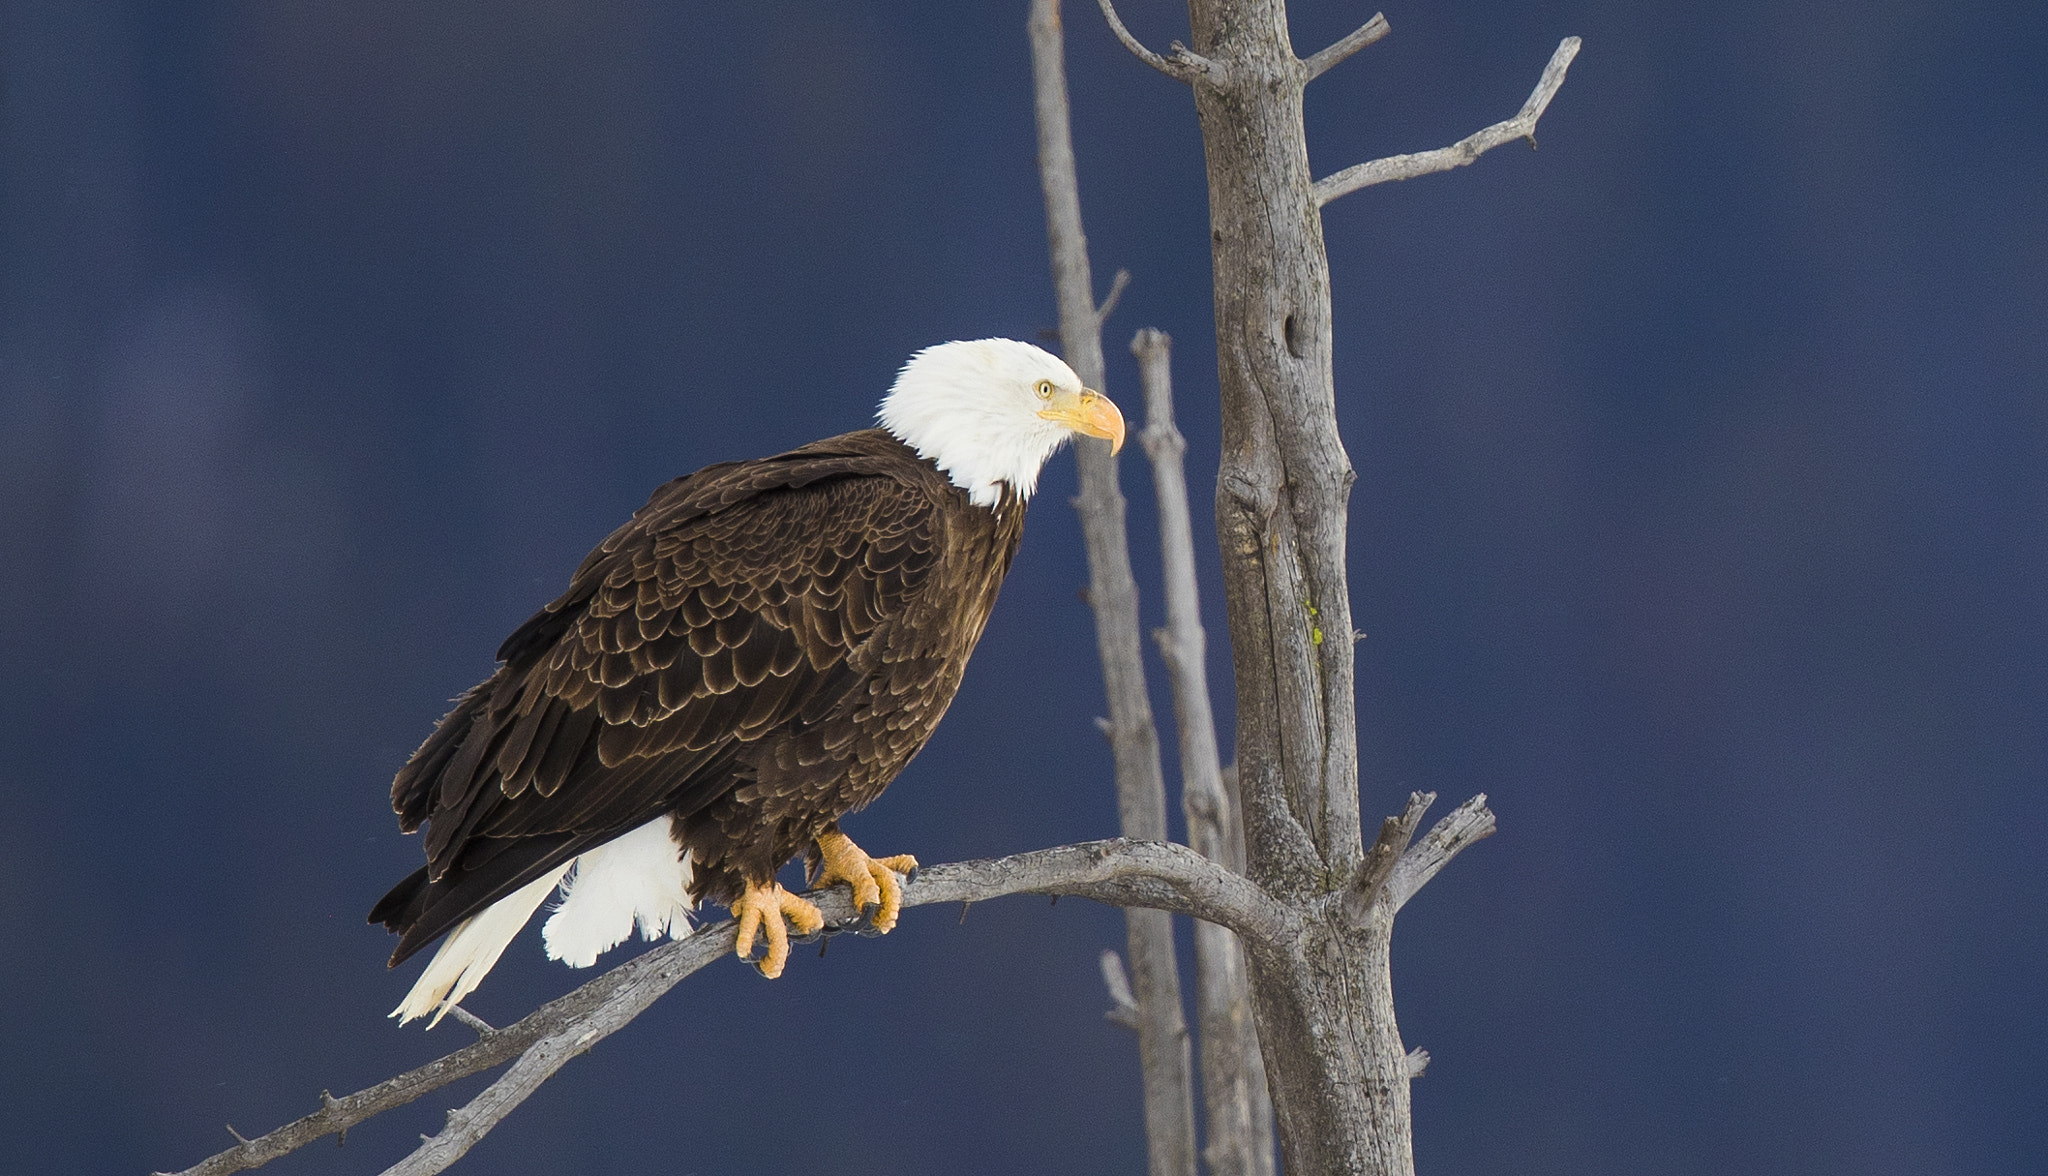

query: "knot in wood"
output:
1220 468 1278 518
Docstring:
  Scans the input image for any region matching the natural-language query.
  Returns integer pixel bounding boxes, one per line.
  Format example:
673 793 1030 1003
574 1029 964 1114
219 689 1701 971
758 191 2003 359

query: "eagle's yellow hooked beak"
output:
1039 387 1126 454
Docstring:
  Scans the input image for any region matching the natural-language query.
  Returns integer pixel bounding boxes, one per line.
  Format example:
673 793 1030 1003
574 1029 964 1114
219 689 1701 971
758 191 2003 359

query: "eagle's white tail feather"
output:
543 817 695 968
391 863 572 1027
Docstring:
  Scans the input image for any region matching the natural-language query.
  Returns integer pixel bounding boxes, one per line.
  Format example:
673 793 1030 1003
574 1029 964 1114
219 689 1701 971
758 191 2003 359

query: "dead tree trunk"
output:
1095 3 1576 1172
1185 7 1395 1167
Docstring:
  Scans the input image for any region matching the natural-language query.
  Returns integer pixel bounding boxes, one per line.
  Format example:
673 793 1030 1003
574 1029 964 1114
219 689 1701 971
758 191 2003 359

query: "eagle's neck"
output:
877 417 1064 508
876 382 1070 509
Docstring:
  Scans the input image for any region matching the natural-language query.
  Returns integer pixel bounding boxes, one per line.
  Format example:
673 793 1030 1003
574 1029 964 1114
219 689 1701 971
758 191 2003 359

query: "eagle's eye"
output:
1034 380 1055 400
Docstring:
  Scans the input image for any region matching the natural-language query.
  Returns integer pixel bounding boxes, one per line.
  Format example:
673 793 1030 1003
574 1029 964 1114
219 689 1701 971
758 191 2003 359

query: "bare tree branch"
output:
1029 8 1198 1176
158 839 1287 1176
933 841 1295 939
1387 794 1497 914
1094 0 1217 83
1133 329 1228 865
1312 36 1581 206
1300 12 1389 81
1134 327 1275 1176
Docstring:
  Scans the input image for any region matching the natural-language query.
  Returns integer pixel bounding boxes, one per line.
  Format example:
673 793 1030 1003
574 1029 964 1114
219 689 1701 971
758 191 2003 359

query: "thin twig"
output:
444 1006 496 1038
1100 949 1141 1031
1096 268 1132 326
1300 12 1389 81
157 839 1288 1176
1095 0 1216 83
1313 36 1581 205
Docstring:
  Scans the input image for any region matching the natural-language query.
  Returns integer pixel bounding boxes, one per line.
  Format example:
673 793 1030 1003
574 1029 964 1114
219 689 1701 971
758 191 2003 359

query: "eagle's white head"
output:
878 338 1126 507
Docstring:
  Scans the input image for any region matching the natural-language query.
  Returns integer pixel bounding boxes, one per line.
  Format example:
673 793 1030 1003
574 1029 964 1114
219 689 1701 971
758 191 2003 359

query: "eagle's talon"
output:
814 833 917 938
854 901 886 937
729 880 824 979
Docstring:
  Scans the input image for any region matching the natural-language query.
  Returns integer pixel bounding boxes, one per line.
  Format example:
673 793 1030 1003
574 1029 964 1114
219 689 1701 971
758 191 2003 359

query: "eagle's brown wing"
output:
371 431 943 964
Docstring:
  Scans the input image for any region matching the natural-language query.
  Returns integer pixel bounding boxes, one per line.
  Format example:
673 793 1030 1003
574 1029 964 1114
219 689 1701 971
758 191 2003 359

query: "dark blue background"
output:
3 2 2042 1173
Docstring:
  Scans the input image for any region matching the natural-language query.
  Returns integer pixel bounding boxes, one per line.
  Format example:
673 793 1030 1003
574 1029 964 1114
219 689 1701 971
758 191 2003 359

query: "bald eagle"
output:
371 339 1124 1024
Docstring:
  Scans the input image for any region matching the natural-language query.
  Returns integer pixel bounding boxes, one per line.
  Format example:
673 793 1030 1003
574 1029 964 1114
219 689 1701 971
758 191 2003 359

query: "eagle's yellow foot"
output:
730 880 824 979
814 830 919 935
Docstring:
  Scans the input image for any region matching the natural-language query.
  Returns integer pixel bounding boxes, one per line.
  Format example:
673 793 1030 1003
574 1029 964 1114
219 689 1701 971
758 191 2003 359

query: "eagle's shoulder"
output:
390 429 965 873
496 429 952 669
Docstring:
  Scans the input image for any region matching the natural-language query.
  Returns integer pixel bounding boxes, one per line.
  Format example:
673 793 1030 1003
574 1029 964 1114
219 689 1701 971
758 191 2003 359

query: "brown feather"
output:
372 429 1026 948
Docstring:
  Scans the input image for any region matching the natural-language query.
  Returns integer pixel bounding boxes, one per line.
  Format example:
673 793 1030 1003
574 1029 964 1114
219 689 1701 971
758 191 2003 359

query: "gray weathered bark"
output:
1134 328 1275 1176
1096 3 1571 1172
1183 5 1387 1165
1027 6 1197 1176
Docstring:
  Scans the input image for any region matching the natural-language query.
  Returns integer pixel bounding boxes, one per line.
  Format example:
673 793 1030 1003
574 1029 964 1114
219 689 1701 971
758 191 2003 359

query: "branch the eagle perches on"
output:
162 798 1491 1176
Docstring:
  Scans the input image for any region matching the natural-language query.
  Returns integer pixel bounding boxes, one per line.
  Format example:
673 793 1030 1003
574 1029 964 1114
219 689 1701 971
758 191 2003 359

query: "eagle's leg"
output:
730 880 825 979
813 829 920 935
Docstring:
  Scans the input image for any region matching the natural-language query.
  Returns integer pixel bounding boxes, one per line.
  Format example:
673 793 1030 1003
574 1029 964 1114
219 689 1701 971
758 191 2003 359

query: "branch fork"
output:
1096 0 1219 83
1337 792 1497 926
